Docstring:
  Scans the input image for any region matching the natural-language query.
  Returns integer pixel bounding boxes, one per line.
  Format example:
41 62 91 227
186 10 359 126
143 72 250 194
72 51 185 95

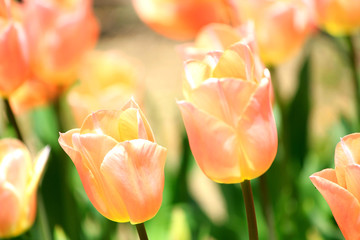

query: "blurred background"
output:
1 0 360 239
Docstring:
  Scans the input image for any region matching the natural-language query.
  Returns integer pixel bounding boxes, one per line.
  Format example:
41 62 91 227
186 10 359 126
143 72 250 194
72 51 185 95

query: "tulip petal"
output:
27 146 50 196
184 60 211 90
0 182 20 237
212 43 254 81
345 165 360 203
195 23 242 51
59 129 82 166
335 133 360 187
118 108 139 141
0 0 10 18
237 78 277 180
121 98 155 142
310 169 360 239
178 100 243 183
0 139 32 200
100 139 167 224
0 23 28 96
75 133 129 222
80 110 123 142
60 130 129 222
188 78 257 127
335 133 360 166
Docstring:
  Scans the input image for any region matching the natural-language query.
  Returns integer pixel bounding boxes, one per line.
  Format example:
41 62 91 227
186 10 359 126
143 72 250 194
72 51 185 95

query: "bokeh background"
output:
1 0 360 239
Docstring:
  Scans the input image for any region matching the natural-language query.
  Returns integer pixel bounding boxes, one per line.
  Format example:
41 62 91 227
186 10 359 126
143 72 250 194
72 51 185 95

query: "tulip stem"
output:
345 35 360 130
135 223 149 240
241 180 258 240
3 98 24 141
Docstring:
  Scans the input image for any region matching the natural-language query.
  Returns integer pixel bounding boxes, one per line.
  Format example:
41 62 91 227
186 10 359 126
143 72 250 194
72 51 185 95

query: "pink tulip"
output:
0 139 49 238
178 42 278 183
0 0 29 97
59 99 167 224
310 133 360 239
23 0 99 86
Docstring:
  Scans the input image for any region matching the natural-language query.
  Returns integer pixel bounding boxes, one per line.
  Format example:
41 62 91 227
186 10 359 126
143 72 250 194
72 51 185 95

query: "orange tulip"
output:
310 133 360 239
0 0 29 97
237 0 313 65
0 139 49 238
131 0 233 41
67 50 141 126
178 42 278 183
58 99 167 224
23 0 99 86
306 0 360 35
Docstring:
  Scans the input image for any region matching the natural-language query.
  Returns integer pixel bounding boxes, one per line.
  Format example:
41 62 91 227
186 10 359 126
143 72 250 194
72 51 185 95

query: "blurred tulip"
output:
58 99 167 224
310 133 360 239
23 0 99 86
178 42 277 183
67 50 141 126
0 139 49 238
131 0 234 41
177 23 256 61
0 0 29 97
306 0 360 35
9 77 59 114
237 0 313 65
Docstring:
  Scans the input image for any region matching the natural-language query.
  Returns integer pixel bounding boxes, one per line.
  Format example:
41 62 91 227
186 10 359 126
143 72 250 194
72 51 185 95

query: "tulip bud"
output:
59 98 167 224
0 139 49 238
178 42 278 183
310 133 360 239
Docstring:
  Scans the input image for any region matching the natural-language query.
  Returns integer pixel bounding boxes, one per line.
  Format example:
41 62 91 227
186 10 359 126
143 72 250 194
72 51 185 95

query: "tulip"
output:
0 139 49 238
67 50 141 126
310 133 360 239
307 0 360 35
23 0 99 86
178 42 278 183
58 99 167 224
131 0 233 41
177 23 256 61
237 0 313 65
0 0 29 97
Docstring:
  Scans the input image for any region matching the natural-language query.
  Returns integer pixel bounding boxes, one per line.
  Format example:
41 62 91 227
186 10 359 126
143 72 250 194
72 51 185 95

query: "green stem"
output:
241 180 258 240
3 98 24 141
135 223 149 240
345 35 360 130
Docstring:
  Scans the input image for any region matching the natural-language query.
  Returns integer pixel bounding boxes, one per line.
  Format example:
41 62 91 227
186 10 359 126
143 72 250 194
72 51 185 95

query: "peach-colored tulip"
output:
306 0 360 35
178 42 278 183
23 0 99 86
67 50 141 126
131 0 234 41
0 139 49 238
0 0 29 97
177 23 256 61
9 77 59 114
310 133 360 239
58 99 167 224
237 0 313 65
